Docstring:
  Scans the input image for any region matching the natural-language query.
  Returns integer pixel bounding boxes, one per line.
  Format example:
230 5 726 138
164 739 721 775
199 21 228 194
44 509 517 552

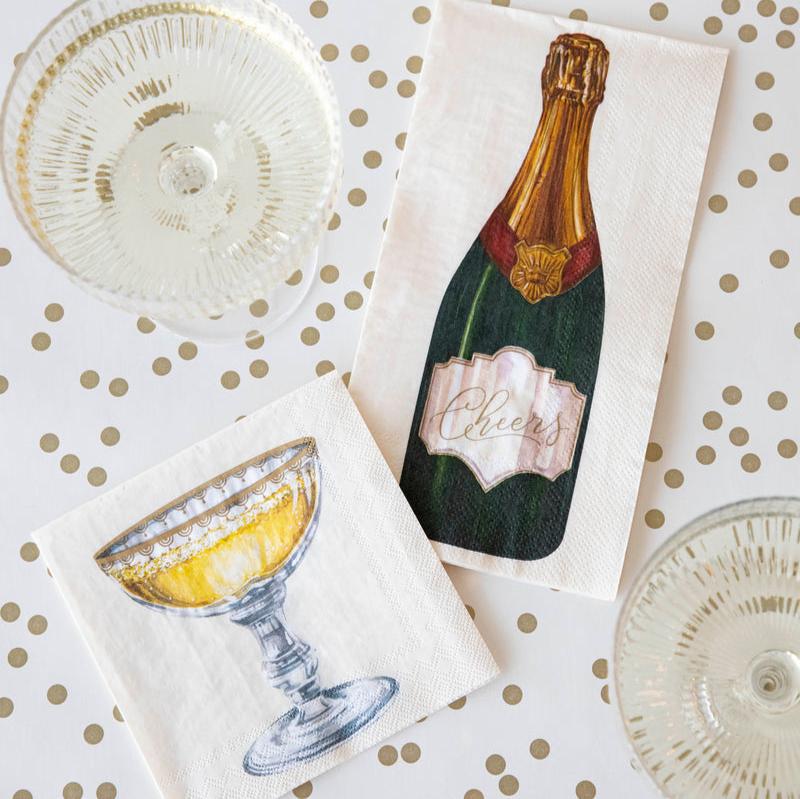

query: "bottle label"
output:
418 346 586 491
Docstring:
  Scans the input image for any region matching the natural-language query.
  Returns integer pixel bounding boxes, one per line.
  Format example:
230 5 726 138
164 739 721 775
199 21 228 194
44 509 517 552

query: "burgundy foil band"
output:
479 209 601 295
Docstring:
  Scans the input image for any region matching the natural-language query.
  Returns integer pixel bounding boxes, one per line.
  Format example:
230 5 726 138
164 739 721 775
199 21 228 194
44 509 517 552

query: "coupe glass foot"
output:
243 676 398 776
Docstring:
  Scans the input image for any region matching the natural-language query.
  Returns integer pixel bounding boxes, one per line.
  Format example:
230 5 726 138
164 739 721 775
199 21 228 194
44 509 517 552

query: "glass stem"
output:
231 581 323 708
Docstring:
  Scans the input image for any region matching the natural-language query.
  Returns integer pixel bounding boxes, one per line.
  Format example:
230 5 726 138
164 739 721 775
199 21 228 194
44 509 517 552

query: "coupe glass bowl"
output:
1 0 341 320
615 497 800 799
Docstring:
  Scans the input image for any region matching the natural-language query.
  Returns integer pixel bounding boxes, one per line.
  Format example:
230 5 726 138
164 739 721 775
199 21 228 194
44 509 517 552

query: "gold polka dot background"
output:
0 0 797 798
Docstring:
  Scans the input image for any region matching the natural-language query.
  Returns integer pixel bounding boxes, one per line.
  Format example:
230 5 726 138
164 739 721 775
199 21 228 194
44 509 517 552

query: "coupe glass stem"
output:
231 580 326 713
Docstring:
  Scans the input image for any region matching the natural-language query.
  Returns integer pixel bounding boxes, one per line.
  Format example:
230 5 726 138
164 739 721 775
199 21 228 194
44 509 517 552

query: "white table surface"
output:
1 1 798 798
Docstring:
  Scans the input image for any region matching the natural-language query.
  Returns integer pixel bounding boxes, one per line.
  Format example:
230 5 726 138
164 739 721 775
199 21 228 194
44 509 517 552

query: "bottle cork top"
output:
542 33 609 106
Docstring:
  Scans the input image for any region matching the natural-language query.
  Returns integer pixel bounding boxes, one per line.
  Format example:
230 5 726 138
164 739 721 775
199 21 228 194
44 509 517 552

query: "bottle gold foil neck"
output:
542 33 609 106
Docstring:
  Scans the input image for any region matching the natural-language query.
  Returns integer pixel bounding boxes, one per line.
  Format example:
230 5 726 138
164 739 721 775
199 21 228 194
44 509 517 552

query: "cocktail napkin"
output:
350 0 727 600
33 373 497 799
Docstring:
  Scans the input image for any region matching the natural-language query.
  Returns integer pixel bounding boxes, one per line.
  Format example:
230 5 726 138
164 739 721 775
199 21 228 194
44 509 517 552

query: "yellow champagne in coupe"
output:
116 481 314 609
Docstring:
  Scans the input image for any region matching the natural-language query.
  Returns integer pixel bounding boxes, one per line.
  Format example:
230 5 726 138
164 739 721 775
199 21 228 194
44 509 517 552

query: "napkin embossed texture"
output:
34 374 497 799
350 0 727 600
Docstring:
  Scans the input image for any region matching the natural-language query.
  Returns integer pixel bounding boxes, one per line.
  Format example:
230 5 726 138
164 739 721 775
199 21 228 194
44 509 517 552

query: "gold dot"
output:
486 754 506 775
502 684 523 704
645 441 663 462
570 8 589 20
466 603 475 619
722 0 740 12
650 2 668 20
719 273 739 292
48 683 67 704
413 5 431 23
328 212 341 230
363 150 382 169
345 291 364 309
20 542 39 562
694 321 714 340
664 468 684 488
348 188 367 206
320 43 338 61
576 781 597 799
530 738 550 759
40 432 59 453
768 390 788 409
249 299 269 318
729 426 749 446
1 602 20 622
0 697 13 718
769 153 789 171
249 359 268 379
12 792 32 799
31 332 51 351
349 108 368 127
708 194 727 212
80 370 99 389
723 385 742 404
0 375 7 394
401 742 421 763
98 427 120 447
351 44 369 62
44 303 64 322
600 685 610 703
758 0 776 14
108 378 128 397
96 783 117 799
741 453 761 472
368 70 387 88
781 6 799 23
178 341 198 360
245 331 263 350
755 71 775 89
704 15 723 33
499 775 519 796
60 454 80 474
492 0 510 4
770 249 790 268
152 357 171 376
449 696 467 709
406 55 423 73
292 783 313 799
696 445 716 465
739 23 758 41
220 370 240 390
378 744 398 765
738 168 758 186
27 614 47 635
301 327 320 346
8 647 27 668
777 28 796 46
286 270 303 286
464 791 484 799
398 79 416 97
591 658 608 679
0 247 11 266
87 467 107 487
517 612 537 633
752 114 772 132
645 509 665 529
320 264 339 283
136 316 155 333
791 197 800 214
315 360 335 377
309 1 327 18
778 438 798 458
364 271 375 289
63 784 83 799
112 705 124 722
795 322 800 338
83 723 104 744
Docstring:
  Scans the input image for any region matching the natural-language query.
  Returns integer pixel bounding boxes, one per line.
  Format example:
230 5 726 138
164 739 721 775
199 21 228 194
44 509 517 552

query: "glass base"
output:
243 676 398 776
154 248 318 343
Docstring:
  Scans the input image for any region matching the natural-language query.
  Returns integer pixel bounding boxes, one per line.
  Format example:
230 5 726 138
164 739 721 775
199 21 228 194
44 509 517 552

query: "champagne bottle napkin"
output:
350 0 727 599
33 374 497 799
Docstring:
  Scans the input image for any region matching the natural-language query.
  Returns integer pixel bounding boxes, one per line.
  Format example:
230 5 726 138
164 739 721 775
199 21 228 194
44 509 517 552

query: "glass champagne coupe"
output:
1 0 341 334
94 438 398 776
615 497 800 799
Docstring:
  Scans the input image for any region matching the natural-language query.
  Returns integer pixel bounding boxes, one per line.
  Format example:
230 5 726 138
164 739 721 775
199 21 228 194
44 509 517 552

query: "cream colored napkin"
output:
34 374 497 799
350 0 727 599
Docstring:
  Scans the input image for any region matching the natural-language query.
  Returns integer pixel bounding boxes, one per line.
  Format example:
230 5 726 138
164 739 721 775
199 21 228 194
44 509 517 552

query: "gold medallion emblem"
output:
509 241 572 303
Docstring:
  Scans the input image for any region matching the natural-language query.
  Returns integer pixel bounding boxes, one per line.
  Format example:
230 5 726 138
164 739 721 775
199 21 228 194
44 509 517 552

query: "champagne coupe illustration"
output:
94 438 398 776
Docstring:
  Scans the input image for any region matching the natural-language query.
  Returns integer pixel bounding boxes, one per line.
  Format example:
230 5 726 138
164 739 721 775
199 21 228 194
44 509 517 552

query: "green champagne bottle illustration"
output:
400 33 609 561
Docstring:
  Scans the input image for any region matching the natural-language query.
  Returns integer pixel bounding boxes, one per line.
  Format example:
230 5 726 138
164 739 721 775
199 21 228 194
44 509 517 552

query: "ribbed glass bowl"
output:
615 497 800 799
1 0 341 319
